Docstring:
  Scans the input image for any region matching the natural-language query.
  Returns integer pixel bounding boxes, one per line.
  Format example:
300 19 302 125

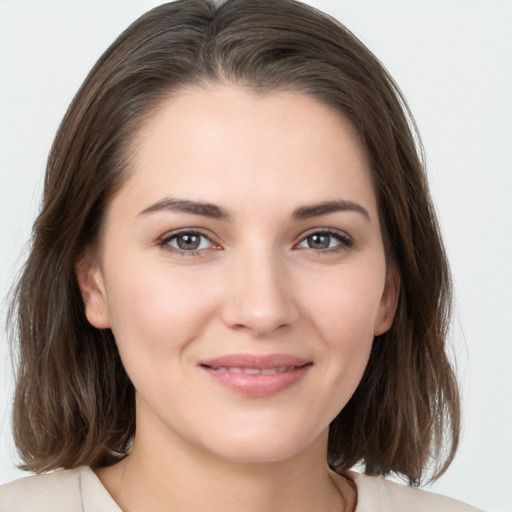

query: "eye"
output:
296 230 352 251
160 230 217 254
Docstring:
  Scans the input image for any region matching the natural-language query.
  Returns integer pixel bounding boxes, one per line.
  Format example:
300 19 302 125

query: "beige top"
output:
0 466 483 511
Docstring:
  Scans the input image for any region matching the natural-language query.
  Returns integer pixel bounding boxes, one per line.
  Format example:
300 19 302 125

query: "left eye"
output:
296 231 350 250
165 232 213 252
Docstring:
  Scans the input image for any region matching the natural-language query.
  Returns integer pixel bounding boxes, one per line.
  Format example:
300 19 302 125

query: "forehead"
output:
117 84 378 221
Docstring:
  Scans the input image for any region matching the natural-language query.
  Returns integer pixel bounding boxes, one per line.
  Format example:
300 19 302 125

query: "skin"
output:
77 84 399 512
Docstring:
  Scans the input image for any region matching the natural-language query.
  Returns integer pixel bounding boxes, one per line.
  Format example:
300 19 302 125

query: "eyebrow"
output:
139 198 370 222
139 198 230 219
292 200 371 221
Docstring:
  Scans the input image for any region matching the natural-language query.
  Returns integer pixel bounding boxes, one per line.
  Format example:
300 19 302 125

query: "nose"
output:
221 249 299 336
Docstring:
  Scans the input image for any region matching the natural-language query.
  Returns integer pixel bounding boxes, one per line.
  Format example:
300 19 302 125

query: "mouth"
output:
203 365 300 375
199 354 312 397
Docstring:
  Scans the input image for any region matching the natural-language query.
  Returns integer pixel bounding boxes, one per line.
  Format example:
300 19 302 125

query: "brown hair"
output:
9 0 459 485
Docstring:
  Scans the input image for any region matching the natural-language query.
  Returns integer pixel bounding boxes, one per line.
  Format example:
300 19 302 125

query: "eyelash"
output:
158 230 218 257
295 228 353 253
158 228 353 256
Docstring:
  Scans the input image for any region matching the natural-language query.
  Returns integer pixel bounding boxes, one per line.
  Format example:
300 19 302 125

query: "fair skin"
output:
77 85 399 512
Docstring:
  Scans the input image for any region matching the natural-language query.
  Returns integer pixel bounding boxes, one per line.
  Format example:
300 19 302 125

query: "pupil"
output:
309 234 330 249
177 234 200 250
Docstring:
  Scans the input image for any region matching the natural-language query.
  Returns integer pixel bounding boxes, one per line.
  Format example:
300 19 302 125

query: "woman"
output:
0 0 484 510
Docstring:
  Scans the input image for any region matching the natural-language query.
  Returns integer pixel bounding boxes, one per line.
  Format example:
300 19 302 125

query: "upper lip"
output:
199 353 311 370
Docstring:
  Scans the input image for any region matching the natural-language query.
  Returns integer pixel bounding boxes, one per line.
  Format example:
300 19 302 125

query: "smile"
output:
206 366 297 375
199 354 312 397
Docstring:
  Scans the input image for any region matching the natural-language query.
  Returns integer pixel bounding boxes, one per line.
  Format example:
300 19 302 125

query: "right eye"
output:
160 231 218 255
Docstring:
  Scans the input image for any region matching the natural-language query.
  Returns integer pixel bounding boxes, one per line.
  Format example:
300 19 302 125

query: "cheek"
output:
103 262 219 374
302 268 385 343
299 269 385 397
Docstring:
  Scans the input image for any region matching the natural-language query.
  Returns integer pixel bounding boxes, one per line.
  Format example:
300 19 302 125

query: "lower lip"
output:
200 365 312 397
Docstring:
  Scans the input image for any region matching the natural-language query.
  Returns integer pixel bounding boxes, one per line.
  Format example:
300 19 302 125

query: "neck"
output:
96 420 354 512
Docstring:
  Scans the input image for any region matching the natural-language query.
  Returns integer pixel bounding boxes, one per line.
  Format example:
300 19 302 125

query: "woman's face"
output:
79 85 398 464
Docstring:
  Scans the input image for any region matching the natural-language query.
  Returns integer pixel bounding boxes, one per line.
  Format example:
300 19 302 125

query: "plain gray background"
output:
1 2 511 511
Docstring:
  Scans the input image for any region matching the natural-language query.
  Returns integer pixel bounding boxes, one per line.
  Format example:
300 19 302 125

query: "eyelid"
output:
294 227 354 250
158 228 222 255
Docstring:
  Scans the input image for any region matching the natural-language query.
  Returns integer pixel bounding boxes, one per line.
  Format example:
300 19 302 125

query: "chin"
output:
213 444 303 465
199 424 324 466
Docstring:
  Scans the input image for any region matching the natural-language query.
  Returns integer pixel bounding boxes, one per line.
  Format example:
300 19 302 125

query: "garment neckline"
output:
80 466 123 512
80 465 370 512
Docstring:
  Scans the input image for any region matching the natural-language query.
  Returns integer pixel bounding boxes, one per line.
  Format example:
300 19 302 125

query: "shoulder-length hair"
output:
9 0 459 485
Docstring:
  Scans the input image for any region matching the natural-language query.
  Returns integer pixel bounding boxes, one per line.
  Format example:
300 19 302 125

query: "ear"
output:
374 265 400 336
75 253 111 329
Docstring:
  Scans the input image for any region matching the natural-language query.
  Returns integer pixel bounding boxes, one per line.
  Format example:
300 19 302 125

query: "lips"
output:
209 366 297 375
199 354 312 397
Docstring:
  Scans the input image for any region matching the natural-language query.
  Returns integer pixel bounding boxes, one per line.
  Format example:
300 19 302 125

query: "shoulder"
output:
349 471 484 512
0 466 103 512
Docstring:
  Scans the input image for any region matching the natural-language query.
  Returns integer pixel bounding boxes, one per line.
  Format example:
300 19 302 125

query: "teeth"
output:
261 366 290 374
212 366 293 375
241 368 260 375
